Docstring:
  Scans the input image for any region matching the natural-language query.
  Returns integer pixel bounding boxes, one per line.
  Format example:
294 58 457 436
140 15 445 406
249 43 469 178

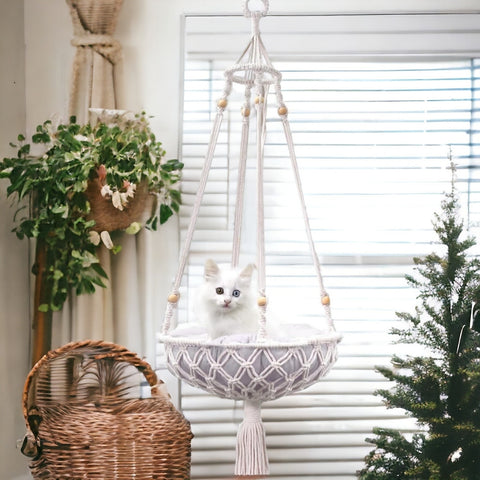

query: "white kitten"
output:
194 259 260 339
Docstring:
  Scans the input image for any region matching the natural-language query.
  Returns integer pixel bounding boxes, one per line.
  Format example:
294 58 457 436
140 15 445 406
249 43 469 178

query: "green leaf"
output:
53 269 64 280
19 179 34 200
170 189 181 203
170 201 180 213
125 222 142 235
160 204 173 224
161 159 183 173
111 245 122 255
89 275 107 288
149 215 158 231
32 132 50 144
18 144 30 156
50 302 63 312
91 262 108 279
38 304 49 312
51 205 67 215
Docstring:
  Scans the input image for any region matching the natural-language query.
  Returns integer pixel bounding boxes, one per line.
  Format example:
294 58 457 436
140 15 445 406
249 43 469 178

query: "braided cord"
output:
163 105 227 333
278 102 334 330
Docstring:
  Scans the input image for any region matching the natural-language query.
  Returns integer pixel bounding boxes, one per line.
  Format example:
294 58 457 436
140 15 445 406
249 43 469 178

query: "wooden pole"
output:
31 239 53 367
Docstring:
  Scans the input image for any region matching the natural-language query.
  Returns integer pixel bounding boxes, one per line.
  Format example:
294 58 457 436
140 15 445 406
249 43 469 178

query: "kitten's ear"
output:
239 263 256 284
204 259 220 281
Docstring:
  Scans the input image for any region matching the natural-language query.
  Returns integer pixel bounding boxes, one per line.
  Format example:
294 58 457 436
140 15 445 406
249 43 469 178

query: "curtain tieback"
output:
72 34 122 64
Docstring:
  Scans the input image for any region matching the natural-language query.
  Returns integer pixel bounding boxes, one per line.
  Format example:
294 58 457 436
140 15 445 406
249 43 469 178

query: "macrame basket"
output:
21 340 193 480
163 335 339 403
85 178 157 232
159 1 342 476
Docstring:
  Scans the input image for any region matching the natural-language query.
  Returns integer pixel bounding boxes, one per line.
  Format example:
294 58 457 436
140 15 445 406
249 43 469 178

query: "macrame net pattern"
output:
159 1 342 476
164 338 338 403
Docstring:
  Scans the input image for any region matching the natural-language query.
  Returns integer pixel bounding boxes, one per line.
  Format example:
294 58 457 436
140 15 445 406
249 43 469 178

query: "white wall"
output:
1 0 480 478
0 2 31 479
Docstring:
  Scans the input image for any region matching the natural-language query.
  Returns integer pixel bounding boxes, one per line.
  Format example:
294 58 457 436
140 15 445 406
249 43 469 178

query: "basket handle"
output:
22 340 160 435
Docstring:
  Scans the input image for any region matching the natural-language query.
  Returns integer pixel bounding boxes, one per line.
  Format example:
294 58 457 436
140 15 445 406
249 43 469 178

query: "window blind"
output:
158 12 480 479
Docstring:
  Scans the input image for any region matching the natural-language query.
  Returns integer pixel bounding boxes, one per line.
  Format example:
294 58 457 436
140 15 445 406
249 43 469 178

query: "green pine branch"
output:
358 160 480 480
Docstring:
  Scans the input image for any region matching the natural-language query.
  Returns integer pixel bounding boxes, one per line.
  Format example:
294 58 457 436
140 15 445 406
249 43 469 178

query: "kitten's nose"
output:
224 298 231 306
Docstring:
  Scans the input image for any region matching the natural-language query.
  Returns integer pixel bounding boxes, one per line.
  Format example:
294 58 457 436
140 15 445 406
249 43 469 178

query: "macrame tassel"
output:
235 400 270 476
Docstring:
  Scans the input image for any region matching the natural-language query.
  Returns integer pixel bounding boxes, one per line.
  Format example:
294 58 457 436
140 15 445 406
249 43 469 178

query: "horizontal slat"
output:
183 393 383 411
185 14 480 59
191 432 373 450
189 416 418 438
192 445 372 464
191 461 364 479
185 406 408 424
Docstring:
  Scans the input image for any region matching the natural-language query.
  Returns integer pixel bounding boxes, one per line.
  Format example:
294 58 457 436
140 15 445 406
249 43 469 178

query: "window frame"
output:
157 9 480 479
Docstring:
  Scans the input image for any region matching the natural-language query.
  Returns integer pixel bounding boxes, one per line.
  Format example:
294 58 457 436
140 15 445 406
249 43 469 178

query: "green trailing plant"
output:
0 111 183 312
358 162 480 479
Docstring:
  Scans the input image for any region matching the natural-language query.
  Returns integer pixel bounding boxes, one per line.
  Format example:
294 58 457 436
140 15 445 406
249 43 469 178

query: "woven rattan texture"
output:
85 179 156 232
22 340 192 480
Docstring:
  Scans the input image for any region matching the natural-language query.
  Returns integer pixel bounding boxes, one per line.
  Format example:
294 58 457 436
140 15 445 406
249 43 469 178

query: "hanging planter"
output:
0 109 183 363
84 176 156 233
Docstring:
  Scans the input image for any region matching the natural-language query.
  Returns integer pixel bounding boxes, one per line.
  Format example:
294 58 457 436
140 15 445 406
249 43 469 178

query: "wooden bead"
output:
278 105 288 116
257 296 267 307
168 293 180 303
321 295 330 306
217 98 228 108
242 107 251 117
254 96 264 104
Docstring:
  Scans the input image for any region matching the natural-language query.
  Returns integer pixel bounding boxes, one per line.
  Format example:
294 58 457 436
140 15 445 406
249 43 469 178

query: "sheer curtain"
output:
66 0 123 123
52 0 154 361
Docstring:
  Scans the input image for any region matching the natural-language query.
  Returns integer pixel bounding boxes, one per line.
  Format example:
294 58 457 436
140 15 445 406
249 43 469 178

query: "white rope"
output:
278 106 334 330
174 109 226 289
243 0 269 18
231 92 252 268
255 84 269 341
235 400 269 476
163 106 227 333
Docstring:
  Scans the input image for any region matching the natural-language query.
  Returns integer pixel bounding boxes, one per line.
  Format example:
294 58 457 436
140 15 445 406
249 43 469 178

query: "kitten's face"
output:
203 260 254 313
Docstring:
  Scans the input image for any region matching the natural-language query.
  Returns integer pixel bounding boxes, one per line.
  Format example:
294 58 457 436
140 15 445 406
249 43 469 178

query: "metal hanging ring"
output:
243 0 269 18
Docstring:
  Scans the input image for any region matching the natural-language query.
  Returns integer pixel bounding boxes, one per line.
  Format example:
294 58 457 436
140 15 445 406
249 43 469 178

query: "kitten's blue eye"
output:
232 289 241 297
216 287 224 295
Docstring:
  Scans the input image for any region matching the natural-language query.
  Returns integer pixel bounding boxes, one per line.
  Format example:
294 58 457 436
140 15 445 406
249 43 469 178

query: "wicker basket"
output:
85 178 157 232
21 340 192 480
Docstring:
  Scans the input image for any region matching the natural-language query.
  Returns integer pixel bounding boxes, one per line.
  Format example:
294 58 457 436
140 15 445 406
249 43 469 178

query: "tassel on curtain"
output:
53 0 150 360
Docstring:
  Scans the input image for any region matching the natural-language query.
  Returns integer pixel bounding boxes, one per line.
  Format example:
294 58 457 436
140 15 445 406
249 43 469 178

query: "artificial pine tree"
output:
358 161 480 480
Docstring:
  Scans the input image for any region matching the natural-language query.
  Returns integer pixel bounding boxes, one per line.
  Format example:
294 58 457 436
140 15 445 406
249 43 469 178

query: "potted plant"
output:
0 109 183 364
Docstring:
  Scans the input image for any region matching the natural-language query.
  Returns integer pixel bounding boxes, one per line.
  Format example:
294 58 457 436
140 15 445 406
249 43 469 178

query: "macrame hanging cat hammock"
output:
159 1 342 476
